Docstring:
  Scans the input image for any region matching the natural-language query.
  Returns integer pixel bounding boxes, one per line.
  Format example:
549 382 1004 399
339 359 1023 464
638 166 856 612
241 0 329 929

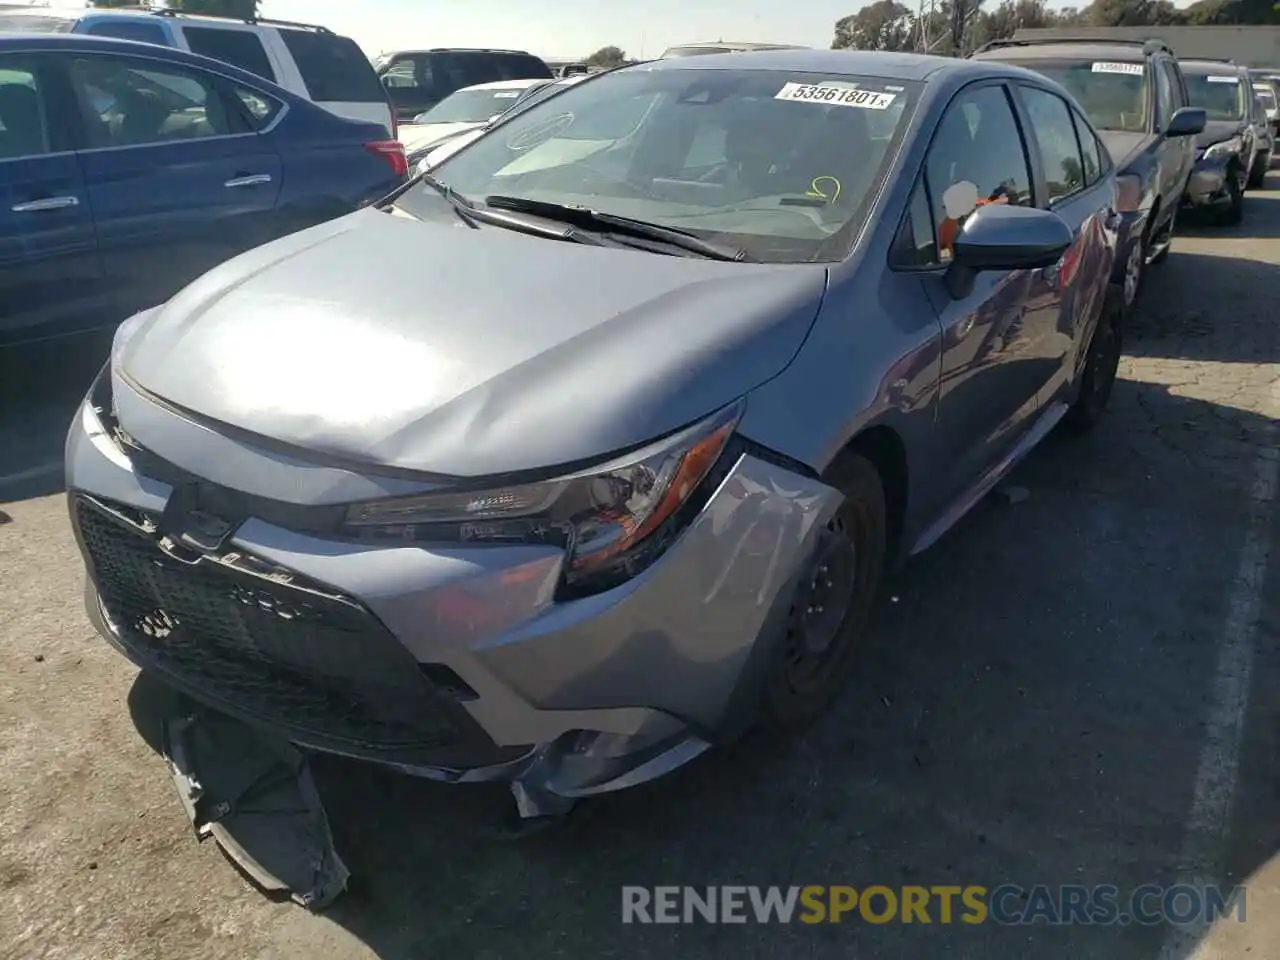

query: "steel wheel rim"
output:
783 516 859 693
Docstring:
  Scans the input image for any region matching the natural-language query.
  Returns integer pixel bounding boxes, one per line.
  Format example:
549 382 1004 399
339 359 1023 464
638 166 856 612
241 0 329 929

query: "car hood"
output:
1196 119 1244 149
1095 129 1154 170
118 208 828 479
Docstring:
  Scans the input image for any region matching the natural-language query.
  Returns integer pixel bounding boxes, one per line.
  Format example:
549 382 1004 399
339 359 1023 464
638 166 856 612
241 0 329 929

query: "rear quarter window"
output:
280 31 386 103
83 20 170 46
182 26 277 82
494 54 553 80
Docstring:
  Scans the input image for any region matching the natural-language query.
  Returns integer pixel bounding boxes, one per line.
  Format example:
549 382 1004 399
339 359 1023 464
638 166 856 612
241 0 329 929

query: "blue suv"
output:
0 34 407 347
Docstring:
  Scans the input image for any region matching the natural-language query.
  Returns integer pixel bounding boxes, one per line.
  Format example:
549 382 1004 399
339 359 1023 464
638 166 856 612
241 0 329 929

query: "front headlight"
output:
342 400 745 596
1204 135 1244 159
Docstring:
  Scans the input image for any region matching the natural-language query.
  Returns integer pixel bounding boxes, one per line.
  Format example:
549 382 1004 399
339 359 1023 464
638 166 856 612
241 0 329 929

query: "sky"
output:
20 0 1205 62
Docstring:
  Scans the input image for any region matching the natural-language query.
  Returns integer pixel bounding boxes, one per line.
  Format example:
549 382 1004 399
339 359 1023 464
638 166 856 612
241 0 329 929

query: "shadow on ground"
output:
0 332 111 502
117 369 1280 959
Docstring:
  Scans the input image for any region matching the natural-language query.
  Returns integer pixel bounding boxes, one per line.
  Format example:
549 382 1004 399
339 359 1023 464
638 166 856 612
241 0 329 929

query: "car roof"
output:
383 48 538 57
638 48 1007 82
453 78 550 93
972 42 1150 63
0 6 322 33
1180 59 1246 74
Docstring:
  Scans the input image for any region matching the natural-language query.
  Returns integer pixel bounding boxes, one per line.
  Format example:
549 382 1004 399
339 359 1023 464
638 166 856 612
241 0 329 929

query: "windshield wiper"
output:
483 195 753 261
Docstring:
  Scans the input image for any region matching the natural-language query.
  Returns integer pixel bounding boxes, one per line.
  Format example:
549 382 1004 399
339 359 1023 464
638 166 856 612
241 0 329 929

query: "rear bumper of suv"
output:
67 382 841 812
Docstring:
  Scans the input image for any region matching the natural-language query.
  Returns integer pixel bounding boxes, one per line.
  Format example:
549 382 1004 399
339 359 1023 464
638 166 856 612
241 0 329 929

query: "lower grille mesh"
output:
75 495 461 752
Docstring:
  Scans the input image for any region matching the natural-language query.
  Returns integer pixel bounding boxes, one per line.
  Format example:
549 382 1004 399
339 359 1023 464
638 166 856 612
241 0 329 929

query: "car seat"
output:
119 89 171 144
0 84 46 158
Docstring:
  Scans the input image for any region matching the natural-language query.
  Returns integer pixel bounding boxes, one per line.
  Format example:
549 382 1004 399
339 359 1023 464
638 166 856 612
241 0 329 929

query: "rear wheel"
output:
761 453 886 732
1065 288 1124 433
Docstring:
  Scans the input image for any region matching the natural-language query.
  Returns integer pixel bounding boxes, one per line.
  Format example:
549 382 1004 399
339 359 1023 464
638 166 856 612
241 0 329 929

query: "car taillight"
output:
366 139 408 178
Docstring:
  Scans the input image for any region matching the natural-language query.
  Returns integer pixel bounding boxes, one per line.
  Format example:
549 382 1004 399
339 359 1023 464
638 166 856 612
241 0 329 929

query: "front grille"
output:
74 495 469 758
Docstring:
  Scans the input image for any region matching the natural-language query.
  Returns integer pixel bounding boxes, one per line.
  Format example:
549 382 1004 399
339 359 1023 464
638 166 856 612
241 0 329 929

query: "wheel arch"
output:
823 423 910 567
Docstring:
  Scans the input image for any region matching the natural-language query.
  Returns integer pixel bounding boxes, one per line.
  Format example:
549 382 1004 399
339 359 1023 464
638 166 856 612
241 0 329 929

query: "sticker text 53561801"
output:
775 82 896 110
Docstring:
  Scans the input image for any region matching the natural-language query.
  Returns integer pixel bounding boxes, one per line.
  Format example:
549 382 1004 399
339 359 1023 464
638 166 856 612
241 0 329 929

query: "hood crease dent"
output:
119 208 830 480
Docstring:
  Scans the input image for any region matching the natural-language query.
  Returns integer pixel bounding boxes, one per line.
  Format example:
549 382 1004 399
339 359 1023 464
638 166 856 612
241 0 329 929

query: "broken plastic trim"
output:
161 699 350 910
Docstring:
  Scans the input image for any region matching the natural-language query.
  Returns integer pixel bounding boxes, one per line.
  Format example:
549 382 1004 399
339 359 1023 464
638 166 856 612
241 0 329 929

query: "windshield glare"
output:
1185 72 1245 121
1016 60 1147 132
416 87 530 124
412 68 918 263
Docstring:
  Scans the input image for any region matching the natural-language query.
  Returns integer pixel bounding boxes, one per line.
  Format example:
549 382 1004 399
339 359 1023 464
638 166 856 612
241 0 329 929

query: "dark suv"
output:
375 48 552 122
1181 59 1261 224
971 37 1204 308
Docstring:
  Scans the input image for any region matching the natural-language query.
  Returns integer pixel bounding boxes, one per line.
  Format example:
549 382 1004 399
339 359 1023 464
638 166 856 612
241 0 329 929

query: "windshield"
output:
408 67 919 263
1185 71 1246 121
1014 59 1148 132
416 86 534 124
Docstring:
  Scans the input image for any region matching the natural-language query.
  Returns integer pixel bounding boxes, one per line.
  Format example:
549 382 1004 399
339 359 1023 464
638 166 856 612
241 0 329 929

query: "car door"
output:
0 53 105 346
1160 58 1196 199
1013 83 1112 404
64 50 282 317
913 82 1049 491
1151 57 1182 227
380 54 441 121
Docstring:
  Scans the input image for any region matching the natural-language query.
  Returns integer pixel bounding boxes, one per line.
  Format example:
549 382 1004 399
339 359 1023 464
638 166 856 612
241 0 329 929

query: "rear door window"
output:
0 60 52 159
182 26 277 82
1020 85 1086 203
494 53 552 80
84 20 170 46
280 30 385 102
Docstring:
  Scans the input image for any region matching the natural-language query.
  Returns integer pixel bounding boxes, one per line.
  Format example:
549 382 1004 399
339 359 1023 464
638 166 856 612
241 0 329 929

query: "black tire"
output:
1248 154 1268 189
1065 287 1124 433
1121 233 1145 310
761 452 886 732
1221 169 1245 225
1148 206 1174 266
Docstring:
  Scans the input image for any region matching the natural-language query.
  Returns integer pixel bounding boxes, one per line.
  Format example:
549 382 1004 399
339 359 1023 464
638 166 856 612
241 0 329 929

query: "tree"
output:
584 45 627 69
832 0 915 51
165 0 260 18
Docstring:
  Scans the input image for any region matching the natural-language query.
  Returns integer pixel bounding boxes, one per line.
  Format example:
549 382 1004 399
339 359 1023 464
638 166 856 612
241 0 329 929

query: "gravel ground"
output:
1 183 1278 960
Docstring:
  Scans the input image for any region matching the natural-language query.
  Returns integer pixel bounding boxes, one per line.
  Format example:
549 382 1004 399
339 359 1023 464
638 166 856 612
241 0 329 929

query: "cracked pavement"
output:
1 188 1279 960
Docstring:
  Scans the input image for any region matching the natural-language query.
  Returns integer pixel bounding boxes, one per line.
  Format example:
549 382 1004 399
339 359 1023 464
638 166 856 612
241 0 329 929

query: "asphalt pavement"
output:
1 187 1278 960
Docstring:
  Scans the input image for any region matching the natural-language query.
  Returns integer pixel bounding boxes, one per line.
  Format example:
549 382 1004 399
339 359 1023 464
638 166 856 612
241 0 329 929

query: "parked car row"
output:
69 48 1143 847
0 30 407 347
971 37 1273 310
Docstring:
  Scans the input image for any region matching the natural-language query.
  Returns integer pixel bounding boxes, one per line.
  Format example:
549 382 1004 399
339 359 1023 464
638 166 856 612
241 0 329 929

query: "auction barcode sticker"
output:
775 82 896 110
1208 75 1239 83
493 91 520 98
1092 62 1144 75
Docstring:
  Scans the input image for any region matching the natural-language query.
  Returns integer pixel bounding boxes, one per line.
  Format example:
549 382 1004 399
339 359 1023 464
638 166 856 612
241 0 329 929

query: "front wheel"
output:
1221 169 1245 225
1248 151 1271 188
761 453 886 732
1065 288 1124 433
1121 234 1145 309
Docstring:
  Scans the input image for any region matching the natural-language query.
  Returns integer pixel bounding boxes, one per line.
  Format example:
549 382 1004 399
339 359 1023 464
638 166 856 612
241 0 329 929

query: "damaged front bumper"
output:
68 371 841 822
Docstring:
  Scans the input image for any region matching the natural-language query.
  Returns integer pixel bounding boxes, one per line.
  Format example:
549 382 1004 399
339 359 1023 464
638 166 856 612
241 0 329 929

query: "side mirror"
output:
947 204 1073 298
1166 106 1207 137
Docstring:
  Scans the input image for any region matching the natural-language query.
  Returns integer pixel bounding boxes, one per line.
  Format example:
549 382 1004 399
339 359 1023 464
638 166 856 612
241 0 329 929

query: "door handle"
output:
224 174 272 188
11 196 79 213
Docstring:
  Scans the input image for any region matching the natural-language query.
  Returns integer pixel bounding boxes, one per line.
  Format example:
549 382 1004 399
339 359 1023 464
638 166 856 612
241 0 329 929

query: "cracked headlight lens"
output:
1204 135 1244 159
342 400 744 596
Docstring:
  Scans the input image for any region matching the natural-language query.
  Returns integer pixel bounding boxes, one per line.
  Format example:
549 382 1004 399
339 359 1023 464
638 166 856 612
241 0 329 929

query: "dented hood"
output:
119 208 827 479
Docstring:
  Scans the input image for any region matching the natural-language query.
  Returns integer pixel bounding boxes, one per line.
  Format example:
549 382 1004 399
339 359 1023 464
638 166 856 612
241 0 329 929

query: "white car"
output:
397 78 557 156
0 6 395 135
414 75 588 172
